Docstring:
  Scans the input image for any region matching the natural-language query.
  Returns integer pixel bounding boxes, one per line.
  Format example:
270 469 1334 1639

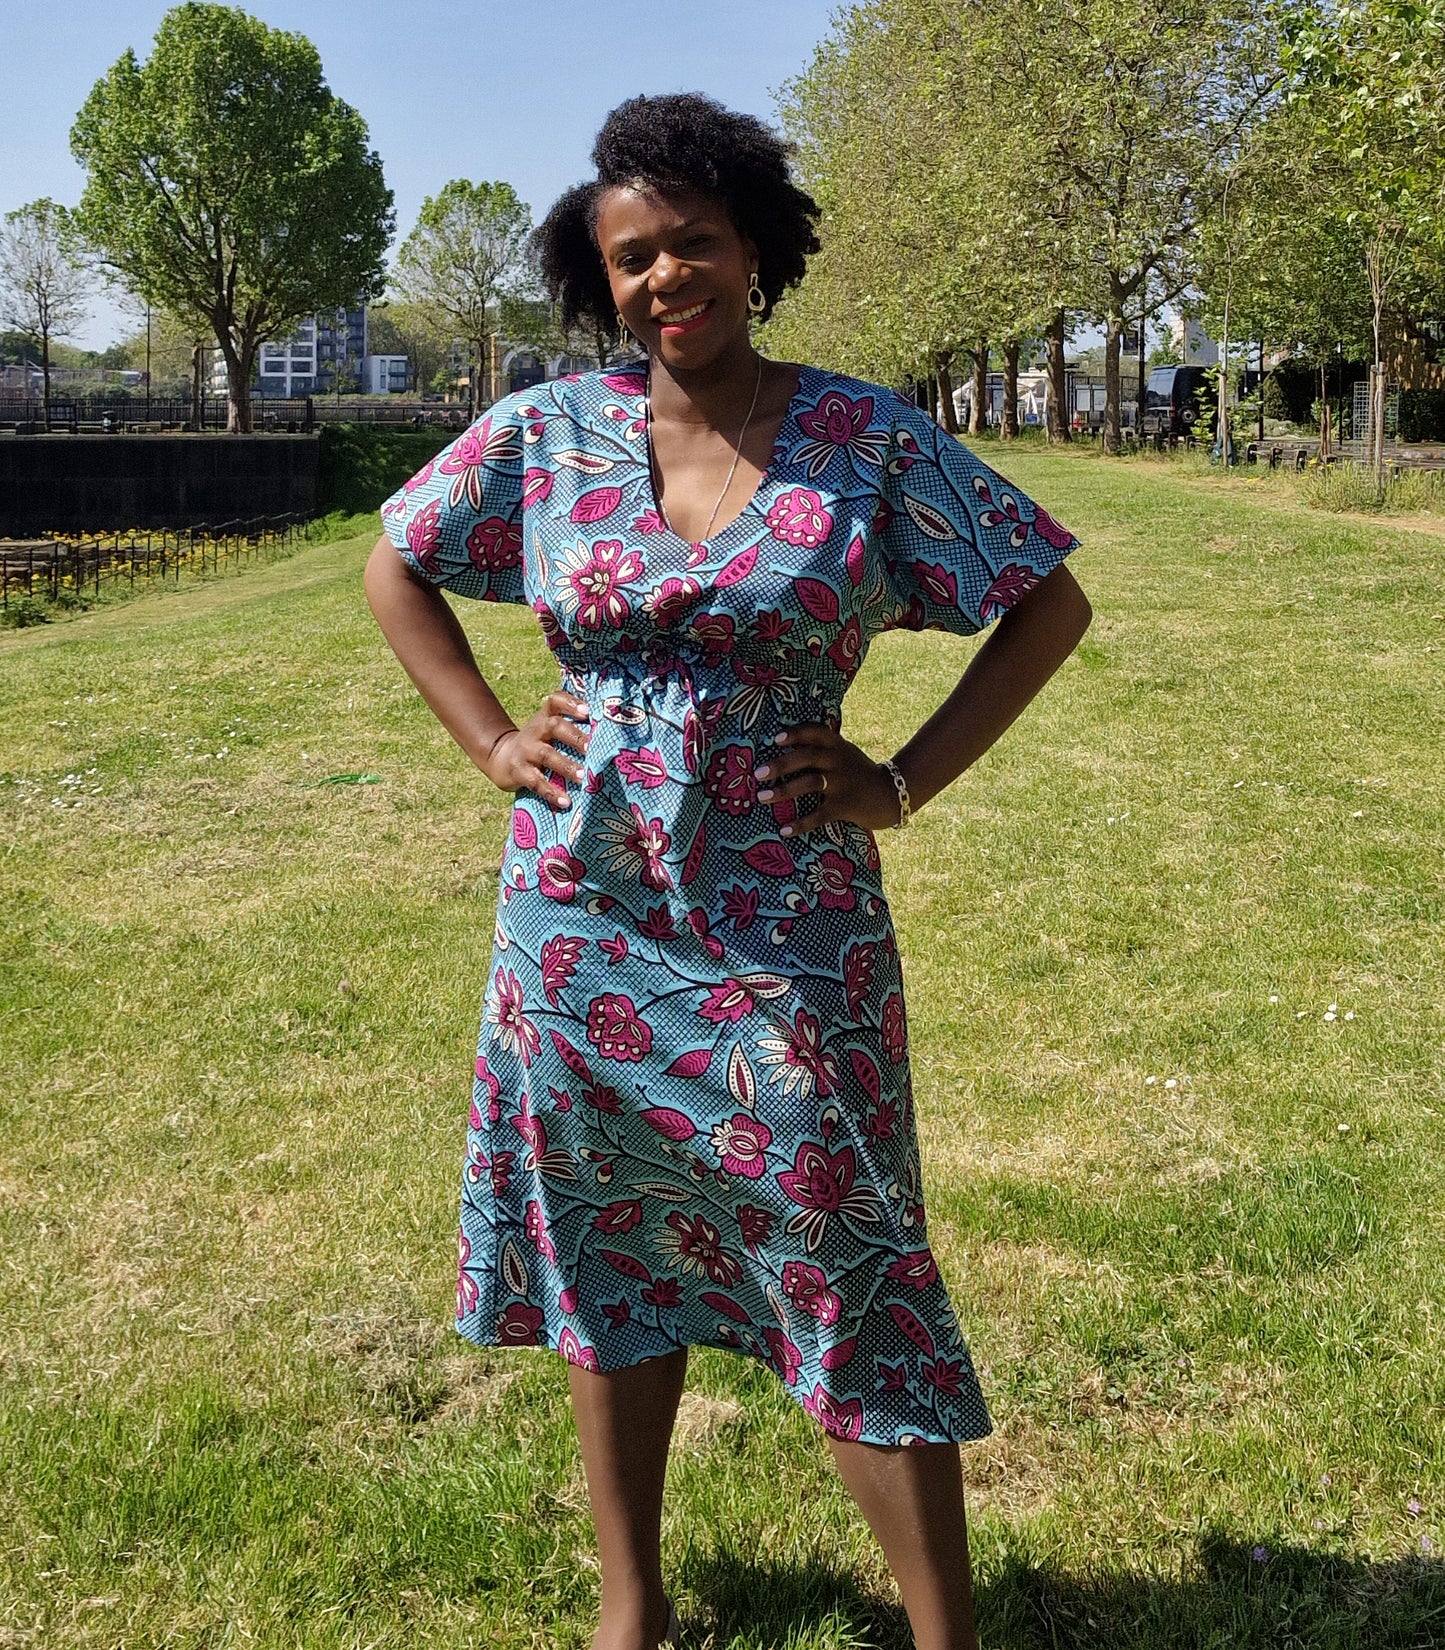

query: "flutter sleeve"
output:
379 391 529 603
873 396 1081 636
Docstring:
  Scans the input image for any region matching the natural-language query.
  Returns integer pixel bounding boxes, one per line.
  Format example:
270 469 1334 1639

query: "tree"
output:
389 180 534 411
769 0 1273 452
1192 96 1373 458
0 199 90 429
985 0 1281 453
768 0 1068 436
1283 0 1445 476
70 1 393 432
366 301 449 396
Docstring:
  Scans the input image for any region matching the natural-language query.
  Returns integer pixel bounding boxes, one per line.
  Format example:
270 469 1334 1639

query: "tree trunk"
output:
1318 362 1331 460
1137 296 1148 432
191 342 204 431
1103 305 1123 454
41 330 52 433
1368 243 1386 485
936 355 958 434
220 328 257 434
967 341 989 436
1001 340 1020 440
1256 341 1265 443
1045 310 1070 444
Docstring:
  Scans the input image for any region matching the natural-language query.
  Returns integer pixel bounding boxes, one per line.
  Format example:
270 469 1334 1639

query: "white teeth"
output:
660 301 709 324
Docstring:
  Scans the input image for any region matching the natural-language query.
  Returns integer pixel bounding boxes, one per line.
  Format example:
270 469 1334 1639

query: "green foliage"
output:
0 596 53 630
771 0 1279 450
366 301 447 396
0 199 91 419
389 180 533 400
768 0 1068 388
1398 386 1445 442
1262 361 1319 424
1300 455 1445 512
1281 0 1445 462
315 425 457 515
69 1 394 431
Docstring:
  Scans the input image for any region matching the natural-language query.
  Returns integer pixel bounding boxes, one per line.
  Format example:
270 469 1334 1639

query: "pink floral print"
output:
381 363 1079 1445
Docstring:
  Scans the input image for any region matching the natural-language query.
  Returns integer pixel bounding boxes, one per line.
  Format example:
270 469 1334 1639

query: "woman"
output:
364 93 1091 1650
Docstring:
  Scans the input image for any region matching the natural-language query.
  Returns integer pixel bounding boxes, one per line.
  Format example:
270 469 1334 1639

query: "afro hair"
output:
533 92 820 340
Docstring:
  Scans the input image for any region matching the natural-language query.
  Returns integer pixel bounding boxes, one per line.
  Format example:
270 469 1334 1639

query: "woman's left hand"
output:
753 723 903 837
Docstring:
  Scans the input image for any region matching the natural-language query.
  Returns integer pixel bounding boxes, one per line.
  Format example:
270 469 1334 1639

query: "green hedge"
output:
315 425 458 515
1399 387 1445 444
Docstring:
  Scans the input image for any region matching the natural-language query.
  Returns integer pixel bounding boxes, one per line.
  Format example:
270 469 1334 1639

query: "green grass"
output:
0 511 380 630
1 451 1442 1648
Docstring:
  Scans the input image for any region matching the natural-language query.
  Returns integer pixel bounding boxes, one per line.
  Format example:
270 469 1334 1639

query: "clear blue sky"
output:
2 0 842 349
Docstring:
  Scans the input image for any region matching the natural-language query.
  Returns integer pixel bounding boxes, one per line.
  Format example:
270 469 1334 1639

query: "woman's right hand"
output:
484 691 591 810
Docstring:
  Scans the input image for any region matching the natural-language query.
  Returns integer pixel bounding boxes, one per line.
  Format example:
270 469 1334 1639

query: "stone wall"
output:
0 435 318 535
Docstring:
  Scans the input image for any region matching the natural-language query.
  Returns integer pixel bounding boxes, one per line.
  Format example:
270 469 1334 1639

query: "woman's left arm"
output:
756 563 1092 836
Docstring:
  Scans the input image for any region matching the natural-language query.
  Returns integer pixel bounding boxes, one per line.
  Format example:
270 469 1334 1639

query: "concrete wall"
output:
0 435 318 535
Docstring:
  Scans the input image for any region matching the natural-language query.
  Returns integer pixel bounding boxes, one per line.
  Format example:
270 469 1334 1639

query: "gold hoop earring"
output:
615 311 631 345
747 272 766 314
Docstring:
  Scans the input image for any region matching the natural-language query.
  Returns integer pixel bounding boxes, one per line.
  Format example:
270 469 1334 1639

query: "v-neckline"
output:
642 362 809 558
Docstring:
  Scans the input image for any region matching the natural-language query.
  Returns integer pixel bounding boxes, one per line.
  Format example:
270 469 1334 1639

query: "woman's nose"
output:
649 254 690 290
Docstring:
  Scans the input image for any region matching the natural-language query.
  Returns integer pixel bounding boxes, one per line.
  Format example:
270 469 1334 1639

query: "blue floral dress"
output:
381 363 1079 1446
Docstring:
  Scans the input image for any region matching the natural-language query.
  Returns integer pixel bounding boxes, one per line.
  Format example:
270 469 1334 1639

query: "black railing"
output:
1 514 312 610
0 394 474 432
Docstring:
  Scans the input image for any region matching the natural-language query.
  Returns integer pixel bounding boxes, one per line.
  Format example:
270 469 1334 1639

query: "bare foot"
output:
589 1593 675 1650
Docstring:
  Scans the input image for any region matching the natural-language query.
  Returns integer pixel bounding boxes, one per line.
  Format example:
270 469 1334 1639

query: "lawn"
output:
1 447 1442 1648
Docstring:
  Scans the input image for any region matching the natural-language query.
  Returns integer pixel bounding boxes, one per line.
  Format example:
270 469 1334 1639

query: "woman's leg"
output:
567 1347 688 1650
826 1436 979 1650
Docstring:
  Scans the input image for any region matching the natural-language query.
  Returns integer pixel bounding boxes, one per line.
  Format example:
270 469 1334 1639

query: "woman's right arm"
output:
362 533 588 810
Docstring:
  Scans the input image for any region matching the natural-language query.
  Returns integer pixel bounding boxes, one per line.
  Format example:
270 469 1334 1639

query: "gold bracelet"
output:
880 758 911 828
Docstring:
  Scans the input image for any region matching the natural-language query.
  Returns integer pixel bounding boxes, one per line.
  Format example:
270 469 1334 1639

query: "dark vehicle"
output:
1143 365 1214 438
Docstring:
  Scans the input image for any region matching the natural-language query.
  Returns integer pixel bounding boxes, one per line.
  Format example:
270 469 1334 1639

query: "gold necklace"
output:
644 355 765 543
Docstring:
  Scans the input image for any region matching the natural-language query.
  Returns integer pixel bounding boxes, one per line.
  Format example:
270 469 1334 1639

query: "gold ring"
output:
819 772 829 793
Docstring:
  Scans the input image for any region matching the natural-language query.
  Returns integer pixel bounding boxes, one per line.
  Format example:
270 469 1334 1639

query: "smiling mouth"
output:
654 298 714 332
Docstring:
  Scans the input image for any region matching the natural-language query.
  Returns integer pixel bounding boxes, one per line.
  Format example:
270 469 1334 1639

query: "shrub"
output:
1261 360 1318 425
0 596 51 628
316 425 458 515
1398 388 1445 444
1300 459 1445 513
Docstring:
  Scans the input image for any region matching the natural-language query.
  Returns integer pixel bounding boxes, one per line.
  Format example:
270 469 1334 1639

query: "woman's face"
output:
594 184 756 371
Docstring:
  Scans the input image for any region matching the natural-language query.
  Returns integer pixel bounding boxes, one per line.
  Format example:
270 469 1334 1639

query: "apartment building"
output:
210 303 375 396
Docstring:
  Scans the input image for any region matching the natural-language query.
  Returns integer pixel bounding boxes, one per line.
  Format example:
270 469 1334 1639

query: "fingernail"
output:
780 824 792 837
757 788 774 802
577 703 591 719
558 796 571 809
773 732 788 745
754 765 770 780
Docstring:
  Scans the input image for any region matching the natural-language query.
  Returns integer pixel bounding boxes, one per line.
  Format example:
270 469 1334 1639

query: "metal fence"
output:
1 514 313 610
0 393 475 433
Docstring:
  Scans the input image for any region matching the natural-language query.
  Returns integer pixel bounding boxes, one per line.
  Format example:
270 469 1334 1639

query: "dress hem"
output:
455 1313 995 1449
